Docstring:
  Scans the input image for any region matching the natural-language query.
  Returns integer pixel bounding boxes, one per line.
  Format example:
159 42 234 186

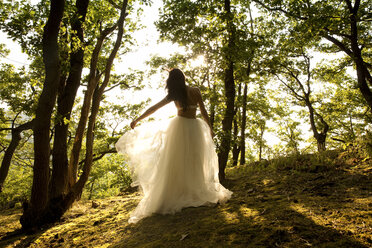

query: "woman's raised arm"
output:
131 97 171 129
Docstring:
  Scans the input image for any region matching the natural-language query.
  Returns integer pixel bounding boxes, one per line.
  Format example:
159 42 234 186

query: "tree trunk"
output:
258 145 262 161
258 124 265 161
21 0 128 228
88 179 95 200
209 84 217 129
0 130 21 193
348 1 372 110
240 2 254 165
209 102 215 129
232 82 242 166
68 22 118 186
218 0 236 182
218 61 235 181
52 0 129 217
306 99 329 152
240 82 248 165
50 0 89 200
0 121 34 192
79 0 127 189
232 118 240 166
21 0 65 229
316 136 326 152
240 57 252 165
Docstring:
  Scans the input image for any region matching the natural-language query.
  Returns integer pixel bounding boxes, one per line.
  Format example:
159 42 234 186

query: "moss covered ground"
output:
0 150 371 247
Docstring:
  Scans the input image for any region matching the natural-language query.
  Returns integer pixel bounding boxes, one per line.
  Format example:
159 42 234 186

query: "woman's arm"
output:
131 97 171 129
196 88 215 137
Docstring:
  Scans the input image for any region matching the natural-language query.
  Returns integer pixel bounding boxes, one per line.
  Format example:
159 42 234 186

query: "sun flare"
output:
188 55 206 69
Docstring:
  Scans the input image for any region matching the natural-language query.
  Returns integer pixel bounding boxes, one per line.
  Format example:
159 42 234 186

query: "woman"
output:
116 68 232 223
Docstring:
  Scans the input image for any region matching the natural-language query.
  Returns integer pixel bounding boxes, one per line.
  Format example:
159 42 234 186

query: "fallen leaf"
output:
180 234 189 241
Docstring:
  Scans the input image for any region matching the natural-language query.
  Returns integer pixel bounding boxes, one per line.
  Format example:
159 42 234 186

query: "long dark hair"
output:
166 68 188 110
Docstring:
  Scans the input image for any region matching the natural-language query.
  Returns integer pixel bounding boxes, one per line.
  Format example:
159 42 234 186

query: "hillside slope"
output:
0 151 371 247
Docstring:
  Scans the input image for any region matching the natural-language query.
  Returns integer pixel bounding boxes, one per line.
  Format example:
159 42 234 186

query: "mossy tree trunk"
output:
218 0 236 182
20 0 66 229
20 0 129 229
51 0 89 200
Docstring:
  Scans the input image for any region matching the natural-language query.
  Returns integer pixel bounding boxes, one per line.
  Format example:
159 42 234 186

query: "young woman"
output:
116 68 232 223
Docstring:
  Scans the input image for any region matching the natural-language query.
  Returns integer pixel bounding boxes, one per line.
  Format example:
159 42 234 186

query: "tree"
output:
0 0 143 228
245 86 272 161
0 63 36 191
274 113 303 155
233 0 280 164
252 0 372 110
157 0 251 181
314 60 371 145
216 0 237 181
21 0 66 227
50 0 90 199
269 51 330 152
0 120 33 192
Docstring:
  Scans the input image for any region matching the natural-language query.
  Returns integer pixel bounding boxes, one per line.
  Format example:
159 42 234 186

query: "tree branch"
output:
73 0 129 194
323 34 354 57
332 137 346 143
302 52 312 95
78 148 117 166
0 119 34 192
344 0 353 12
69 15 119 185
274 73 304 101
323 27 352 40
107 0 121 9
281 63 309 97
252 0 308 20
104 81 135 93
353 0 361 13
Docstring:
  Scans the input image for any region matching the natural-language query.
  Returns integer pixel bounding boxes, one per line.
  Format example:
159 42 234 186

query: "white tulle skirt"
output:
115 116 232 223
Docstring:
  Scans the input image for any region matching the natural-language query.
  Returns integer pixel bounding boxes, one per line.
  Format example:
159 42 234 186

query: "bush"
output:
82 153 132 200
0 164 32 209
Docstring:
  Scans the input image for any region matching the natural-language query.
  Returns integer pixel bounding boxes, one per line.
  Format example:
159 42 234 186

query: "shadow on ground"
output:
0 153 371 248
109 160 371 247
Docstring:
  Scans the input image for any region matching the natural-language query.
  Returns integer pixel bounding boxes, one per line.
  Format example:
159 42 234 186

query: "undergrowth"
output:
0 146 371 248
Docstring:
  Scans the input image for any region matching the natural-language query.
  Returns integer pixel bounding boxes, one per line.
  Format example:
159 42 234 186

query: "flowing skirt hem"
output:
116 116 232 223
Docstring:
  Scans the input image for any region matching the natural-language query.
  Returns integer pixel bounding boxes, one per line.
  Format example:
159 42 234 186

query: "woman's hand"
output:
130 120 138 129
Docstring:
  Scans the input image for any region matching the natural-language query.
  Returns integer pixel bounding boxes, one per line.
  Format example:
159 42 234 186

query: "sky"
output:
0 33 29 66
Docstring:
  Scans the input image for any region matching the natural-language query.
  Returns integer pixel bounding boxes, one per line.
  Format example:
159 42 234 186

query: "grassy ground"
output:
0 150 371 248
